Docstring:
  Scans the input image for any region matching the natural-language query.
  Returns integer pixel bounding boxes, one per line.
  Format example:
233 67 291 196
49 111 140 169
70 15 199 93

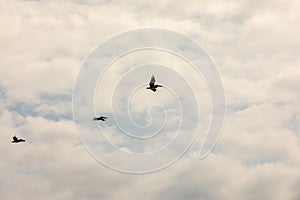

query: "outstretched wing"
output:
19 139 25 142
99 116 106 120
149 75 155 87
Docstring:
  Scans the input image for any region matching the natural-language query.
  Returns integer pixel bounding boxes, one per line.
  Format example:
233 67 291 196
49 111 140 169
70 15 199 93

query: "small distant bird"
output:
146 75 163 92
93 116 107 121
11 136 25 143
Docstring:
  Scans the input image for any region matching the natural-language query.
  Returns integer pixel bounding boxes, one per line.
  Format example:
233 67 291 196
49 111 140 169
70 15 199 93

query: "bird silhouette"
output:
93 116 107 121
146 75 163 92
11 136 25 143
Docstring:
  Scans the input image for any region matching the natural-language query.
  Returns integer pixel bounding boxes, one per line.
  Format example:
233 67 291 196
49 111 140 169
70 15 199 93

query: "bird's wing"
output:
19 139 25 142
149 75 155 87
13 136 18 141
100 116 106 120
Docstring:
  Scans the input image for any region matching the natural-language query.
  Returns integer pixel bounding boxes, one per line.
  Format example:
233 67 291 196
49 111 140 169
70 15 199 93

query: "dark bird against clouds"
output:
146 75 163 92
11 136 25 143
93 116 107 121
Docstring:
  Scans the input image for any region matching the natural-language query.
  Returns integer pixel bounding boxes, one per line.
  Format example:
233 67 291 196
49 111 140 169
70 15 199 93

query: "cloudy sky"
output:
1 0 300 199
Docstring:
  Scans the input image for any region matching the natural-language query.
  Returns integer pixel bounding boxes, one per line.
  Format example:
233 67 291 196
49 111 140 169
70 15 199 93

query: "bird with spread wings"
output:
11 136 26 143
93 116 107 121
146 75 163 92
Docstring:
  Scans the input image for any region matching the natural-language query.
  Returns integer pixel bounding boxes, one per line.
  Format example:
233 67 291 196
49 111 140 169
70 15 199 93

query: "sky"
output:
0 0 300 199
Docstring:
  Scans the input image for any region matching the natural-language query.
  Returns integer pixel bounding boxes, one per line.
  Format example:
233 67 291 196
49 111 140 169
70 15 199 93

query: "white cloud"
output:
0 0 300 199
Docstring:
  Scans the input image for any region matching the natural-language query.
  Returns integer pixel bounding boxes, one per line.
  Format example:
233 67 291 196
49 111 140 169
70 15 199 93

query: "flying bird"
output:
93 116 107 121
146 75 163 92
11 136 26 143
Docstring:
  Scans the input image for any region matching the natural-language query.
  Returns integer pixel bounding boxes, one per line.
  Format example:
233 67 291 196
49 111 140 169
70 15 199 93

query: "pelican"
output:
93 116 107 121
11 136 26 143
146 75 163 92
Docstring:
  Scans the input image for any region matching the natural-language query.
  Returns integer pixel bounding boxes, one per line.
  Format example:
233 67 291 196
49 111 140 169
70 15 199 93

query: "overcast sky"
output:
1 0 300 199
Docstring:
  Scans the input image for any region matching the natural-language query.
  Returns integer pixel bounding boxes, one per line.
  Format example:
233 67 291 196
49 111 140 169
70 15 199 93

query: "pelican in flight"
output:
146 75 163 92
93 116 107 121
11 136 26 143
